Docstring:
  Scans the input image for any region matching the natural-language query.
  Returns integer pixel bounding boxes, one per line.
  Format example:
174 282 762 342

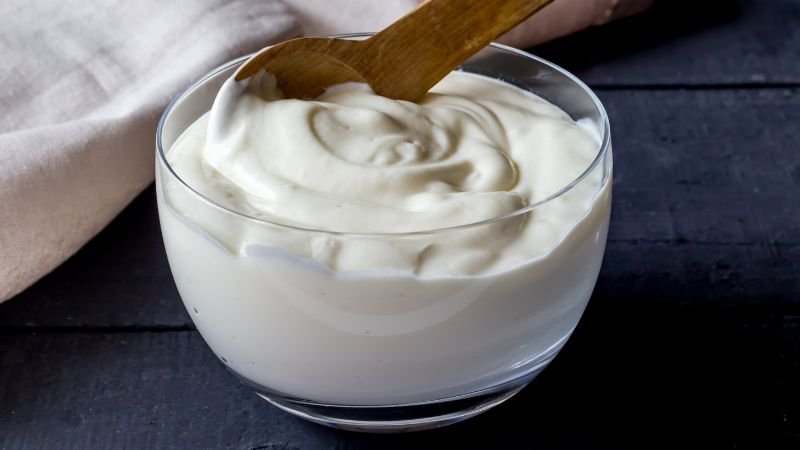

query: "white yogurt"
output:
158 69 611 405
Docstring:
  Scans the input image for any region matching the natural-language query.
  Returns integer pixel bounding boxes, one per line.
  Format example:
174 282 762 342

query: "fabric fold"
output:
0 0 299 302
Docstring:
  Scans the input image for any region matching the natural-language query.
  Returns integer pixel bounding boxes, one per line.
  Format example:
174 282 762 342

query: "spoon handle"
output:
358 0 554 101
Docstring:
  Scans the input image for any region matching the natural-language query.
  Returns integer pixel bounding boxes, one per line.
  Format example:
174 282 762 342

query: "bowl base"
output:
251 365 551 433
258 385 525 433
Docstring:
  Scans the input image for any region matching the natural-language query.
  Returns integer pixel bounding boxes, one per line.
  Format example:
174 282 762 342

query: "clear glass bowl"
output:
156 34 612 433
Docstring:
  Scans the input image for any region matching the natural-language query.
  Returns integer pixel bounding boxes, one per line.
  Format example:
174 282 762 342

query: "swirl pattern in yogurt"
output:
158 58 612 409
167 70 604 275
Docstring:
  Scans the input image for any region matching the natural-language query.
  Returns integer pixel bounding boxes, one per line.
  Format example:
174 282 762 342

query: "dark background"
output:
1 0 798 448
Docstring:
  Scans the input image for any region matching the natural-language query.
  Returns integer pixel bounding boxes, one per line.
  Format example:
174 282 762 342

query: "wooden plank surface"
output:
1 283 796 449
599 88 799 245
536 0 800 86
0 191 188 329
1 88 796 328
1 3 799 447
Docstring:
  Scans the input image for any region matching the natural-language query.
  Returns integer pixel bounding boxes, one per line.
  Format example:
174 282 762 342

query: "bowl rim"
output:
156 33 611 237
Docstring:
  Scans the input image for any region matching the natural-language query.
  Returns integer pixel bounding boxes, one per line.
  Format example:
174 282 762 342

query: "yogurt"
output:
157 67 611 405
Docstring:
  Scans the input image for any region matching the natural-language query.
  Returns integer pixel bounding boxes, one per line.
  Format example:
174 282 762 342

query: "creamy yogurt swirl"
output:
166 70 605 275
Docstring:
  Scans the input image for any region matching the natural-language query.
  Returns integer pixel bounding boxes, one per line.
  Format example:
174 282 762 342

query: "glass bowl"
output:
156 34 612 433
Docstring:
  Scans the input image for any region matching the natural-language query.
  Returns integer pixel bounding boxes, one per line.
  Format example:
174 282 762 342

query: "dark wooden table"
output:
2 1 798 448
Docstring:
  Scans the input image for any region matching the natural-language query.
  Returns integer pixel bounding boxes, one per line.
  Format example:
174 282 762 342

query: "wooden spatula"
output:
235 0 553 101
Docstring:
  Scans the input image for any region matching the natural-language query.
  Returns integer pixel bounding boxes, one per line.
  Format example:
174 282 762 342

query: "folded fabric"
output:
0 0 299 302
0 0 652 304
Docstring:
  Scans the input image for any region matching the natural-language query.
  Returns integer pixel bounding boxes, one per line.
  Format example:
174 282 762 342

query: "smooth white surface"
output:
159 187 609 404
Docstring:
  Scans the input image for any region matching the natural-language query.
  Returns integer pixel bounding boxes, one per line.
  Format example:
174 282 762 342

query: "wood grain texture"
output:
236 0 553 100
0 284 796 449
0 88 796 328
597 88 800 246
534 0 800 87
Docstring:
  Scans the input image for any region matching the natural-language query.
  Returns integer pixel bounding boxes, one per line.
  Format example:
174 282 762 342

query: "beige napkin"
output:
0 0 652 303
0 0 299 302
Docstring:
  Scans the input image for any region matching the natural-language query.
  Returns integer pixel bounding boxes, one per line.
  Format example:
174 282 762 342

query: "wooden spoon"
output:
235 0 553 101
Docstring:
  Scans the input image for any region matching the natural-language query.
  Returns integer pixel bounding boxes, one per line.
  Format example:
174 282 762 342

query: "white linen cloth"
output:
0 0 651 303
0 0 299 302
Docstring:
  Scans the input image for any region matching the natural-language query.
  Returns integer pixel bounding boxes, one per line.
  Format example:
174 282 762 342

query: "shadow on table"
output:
299 283 796 449
531 0 741 76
